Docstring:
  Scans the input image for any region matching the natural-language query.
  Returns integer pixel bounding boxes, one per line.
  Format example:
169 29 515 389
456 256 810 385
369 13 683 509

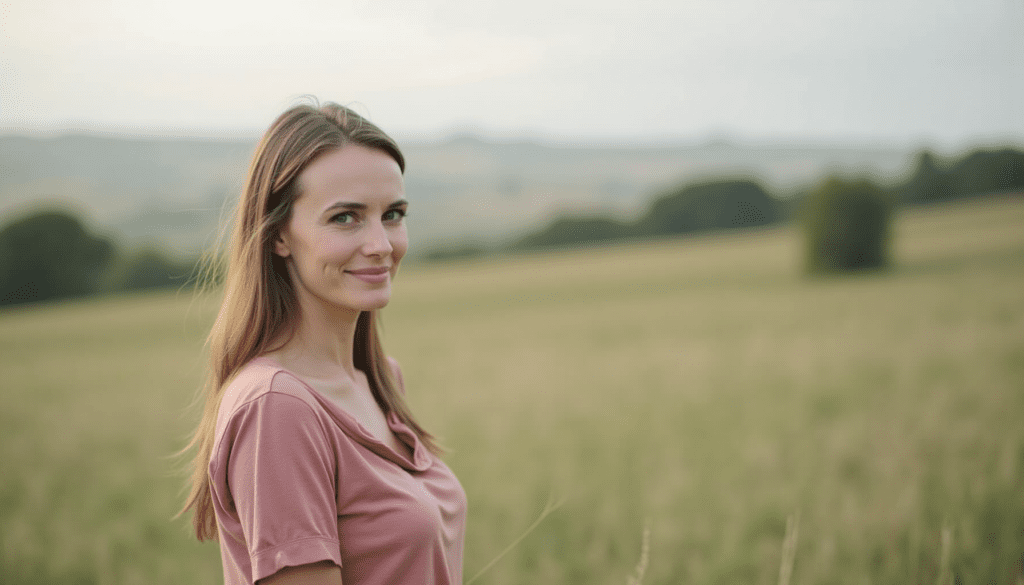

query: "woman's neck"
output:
270 302 364 380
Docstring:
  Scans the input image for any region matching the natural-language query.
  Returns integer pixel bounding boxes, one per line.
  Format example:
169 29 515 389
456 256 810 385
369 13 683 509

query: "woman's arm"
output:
221 390 343 583
258 561 342 585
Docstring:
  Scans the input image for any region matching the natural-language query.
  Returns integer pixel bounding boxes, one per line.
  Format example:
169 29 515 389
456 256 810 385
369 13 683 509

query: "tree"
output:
802 177 894 273
0 209 115 305
512 216 634 250
899 150 952 204
113 246 194 291
635 179 779 235
898 147 1024 204
947 148 1024 198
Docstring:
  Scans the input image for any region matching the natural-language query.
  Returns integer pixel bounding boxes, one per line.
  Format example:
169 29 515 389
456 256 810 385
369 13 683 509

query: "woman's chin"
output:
344 293 392 312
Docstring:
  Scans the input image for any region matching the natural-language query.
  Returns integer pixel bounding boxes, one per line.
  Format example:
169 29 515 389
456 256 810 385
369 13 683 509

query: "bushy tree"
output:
899 150 952 204
423 242 489 262
112 246 193 291
947 148 1024 198
0 209 116 305
510 179 782 250
635 179 779 235
898 147 1024 204
512 216 633 250
802 177 894 273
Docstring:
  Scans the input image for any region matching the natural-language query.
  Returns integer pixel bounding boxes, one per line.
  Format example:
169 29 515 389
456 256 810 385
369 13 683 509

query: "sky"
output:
1 0 1022 148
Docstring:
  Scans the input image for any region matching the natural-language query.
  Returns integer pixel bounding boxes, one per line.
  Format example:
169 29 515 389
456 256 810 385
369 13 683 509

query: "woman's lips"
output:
345 266 390 284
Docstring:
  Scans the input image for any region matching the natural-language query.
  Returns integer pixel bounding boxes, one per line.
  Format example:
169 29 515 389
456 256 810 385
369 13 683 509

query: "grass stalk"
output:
465 493 565 585
778 512 800 585
935 523 952 585
625 519 651 585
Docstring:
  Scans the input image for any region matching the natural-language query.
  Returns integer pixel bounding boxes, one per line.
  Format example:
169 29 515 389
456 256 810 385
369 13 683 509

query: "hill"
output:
0 133 916 255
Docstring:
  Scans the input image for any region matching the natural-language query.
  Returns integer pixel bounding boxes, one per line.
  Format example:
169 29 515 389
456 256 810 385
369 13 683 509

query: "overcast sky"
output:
2 0 1021 147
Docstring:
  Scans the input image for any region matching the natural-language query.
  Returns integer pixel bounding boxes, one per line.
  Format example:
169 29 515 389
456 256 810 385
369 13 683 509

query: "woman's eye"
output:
383 209 407 222
331 212 356 224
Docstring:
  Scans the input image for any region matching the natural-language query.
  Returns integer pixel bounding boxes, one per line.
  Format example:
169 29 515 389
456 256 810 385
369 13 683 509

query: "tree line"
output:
2 145 1021 305
0 210 199 306
504 147 1023 250
488 146 1023 272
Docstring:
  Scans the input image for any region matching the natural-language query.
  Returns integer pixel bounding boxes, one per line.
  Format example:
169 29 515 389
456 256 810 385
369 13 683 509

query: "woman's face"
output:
275 144 408 315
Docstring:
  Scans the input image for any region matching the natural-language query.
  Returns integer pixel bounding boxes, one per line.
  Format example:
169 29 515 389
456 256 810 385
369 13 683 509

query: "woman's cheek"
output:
392 230 409 266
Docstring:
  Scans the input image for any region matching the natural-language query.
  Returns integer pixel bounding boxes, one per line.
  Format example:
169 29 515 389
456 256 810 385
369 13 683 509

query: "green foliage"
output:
510 146 1021 253
899 150 953 204
635 179 779 235
802 177 894 273
0 209 116 305
512 216 634 250
423 241 491 262
512 179 779 250
947 148 1024 198
0 210 206 306
899 147 1024 204
109 246 195 292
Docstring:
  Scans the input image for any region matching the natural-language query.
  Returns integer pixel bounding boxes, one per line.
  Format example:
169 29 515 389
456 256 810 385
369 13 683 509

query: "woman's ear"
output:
274 233 291 258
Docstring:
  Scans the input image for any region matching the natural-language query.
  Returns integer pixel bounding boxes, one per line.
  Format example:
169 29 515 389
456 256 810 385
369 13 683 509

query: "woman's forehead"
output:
295 145 405 209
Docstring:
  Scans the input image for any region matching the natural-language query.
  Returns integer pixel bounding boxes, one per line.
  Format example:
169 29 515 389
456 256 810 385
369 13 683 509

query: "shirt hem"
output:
251 536 342 583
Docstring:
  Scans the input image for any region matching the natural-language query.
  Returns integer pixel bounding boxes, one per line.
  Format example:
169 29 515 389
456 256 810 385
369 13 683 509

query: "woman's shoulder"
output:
208 358 338 490
216 357 319 425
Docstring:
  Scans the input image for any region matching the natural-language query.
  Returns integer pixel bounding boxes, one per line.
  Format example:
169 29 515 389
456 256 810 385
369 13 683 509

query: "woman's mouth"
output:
345 266 391 284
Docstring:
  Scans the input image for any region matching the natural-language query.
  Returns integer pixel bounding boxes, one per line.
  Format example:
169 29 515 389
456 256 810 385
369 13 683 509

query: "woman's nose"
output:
362 220 394 256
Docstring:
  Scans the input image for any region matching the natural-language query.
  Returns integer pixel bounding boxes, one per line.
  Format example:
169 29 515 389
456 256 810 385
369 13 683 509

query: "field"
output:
1 195 1022 584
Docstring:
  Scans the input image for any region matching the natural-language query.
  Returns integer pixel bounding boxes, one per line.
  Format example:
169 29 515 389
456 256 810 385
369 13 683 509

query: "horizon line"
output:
1 123 1022 152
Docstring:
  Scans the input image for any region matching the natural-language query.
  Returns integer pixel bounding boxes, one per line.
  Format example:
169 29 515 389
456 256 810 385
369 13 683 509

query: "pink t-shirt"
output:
209 357 467 584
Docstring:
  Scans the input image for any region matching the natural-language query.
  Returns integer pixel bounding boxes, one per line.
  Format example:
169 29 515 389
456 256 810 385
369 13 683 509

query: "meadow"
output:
1 195 1022 584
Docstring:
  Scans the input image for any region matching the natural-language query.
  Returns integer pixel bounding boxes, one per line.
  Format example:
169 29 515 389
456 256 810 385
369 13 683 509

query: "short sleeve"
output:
225 389 342 582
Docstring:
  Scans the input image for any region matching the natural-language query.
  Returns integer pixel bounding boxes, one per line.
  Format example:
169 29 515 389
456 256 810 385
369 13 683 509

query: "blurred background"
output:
1 1 1023 584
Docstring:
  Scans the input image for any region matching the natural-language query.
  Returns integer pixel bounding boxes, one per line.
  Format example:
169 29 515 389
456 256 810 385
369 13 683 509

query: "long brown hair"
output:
181 100 440 541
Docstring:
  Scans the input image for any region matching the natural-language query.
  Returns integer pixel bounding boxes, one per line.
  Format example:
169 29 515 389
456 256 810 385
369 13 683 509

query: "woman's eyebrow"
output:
323 199 408 214
324 201 367 213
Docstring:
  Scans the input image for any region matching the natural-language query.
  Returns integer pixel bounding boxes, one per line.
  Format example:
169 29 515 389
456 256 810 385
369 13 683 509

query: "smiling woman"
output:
273 146 409 316
179 101 466 585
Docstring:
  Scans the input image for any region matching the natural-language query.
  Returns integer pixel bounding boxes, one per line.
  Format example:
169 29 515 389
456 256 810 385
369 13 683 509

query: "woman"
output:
181 101 467 585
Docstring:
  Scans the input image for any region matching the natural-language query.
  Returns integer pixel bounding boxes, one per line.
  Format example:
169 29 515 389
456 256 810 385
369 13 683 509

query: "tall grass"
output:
1 195 1022 584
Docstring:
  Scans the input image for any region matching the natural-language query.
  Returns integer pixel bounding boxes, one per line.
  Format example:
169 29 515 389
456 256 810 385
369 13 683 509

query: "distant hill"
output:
0 134 251 255
0 132 918 256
